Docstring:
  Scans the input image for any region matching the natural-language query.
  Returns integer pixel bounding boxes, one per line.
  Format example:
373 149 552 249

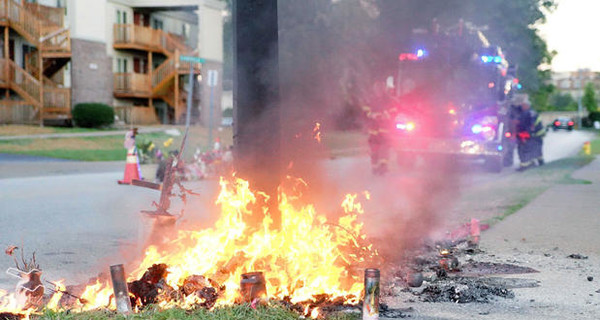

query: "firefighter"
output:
362 81 396 175
515 95 545 171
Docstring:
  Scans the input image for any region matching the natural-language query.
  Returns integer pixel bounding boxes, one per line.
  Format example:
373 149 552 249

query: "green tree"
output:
582 82 598 112
377 0 557 91
531 83 555 111
549 91 577 111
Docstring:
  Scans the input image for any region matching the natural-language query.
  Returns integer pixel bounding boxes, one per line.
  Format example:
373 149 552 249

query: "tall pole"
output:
185 63 194 129
233 0 281 227
208 83 214 149
578 95 583 129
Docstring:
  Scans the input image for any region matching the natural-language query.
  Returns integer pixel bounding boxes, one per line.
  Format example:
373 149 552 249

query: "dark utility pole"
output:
233 0 281 227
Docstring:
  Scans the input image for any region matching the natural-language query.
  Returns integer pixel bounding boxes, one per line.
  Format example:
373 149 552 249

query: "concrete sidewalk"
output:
0 127 166 141
476 158 600 319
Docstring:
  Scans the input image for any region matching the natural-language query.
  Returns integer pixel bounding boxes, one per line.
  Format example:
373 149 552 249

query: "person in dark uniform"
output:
515 95 545 171
362 82 397 175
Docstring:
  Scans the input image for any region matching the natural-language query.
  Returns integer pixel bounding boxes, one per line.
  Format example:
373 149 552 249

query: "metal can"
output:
363 268 380 320
240 272 267 302
110 264 133 314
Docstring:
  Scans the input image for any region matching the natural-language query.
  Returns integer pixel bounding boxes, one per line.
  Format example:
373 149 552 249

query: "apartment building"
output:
0 0 71 124
550 69 600 99
0 0 224 125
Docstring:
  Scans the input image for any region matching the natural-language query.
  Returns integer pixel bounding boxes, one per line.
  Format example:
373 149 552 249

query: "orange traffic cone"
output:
118 147 142 184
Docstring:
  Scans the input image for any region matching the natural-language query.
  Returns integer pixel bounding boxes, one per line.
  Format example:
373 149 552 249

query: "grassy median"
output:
35 304 359 320
0 126 234 161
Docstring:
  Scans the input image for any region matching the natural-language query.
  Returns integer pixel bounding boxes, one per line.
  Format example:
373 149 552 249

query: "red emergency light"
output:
568 121 574 126
554 121 561 126
399 53 419 61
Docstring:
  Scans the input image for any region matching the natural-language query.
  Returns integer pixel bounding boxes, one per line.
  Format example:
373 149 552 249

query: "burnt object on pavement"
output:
458 261 538 276
420 277 514 303
567 254 588 260
407 271 424 288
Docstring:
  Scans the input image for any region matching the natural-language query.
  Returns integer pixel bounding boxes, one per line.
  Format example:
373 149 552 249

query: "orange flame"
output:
1 176 376 313
0 289 35 319
313 122 322 143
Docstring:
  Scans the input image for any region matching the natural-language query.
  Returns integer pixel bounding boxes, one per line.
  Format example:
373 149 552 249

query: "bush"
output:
588 111 600 122
222 108 233 118
582 111 600 128
72 103 114 128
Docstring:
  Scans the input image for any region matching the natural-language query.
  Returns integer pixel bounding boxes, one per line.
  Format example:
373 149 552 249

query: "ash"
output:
419 277 514 303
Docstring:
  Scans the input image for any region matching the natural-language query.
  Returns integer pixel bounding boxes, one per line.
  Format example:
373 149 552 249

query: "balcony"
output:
113 24 194 56
114 72 151 98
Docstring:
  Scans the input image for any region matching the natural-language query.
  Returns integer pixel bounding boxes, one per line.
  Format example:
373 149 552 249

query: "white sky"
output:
538 0 600 72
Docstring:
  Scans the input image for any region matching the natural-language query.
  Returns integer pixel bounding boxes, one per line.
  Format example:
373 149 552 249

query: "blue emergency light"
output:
481 55 503 64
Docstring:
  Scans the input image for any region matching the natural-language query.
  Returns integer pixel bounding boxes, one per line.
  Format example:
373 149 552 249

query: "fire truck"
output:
389 22 518 172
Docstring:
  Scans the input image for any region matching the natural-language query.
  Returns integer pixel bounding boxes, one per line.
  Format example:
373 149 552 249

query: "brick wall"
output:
71 39 113 107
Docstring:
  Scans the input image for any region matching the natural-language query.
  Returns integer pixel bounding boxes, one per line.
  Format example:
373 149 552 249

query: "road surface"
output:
0 130 594 291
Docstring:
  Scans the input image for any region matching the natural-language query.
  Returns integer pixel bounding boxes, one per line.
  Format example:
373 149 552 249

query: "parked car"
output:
552 117 574 131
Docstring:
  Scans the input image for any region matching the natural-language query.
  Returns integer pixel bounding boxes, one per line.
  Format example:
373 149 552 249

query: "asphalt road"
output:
0 130 595 294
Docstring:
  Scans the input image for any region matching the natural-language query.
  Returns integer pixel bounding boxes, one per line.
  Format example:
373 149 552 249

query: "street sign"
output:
208 70 219 88
180 55 206 64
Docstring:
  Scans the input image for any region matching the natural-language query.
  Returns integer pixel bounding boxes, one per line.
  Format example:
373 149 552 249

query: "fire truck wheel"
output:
484 156 503 173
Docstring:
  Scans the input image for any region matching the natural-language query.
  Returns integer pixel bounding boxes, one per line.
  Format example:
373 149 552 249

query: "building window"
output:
153 19 163 30
116 10 121 24
123 59 128 73
117 59 122 73
122 11 127 24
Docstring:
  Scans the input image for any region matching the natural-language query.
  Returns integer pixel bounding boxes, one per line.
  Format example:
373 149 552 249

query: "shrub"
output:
72 103 114 128
222 108 233 118
588 111 600 123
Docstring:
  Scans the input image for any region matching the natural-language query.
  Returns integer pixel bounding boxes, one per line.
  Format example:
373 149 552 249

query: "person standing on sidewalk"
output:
515 95 545 171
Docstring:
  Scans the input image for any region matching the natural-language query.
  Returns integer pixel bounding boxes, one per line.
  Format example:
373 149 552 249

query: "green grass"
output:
0 127 234 162
50 127 120 134
9 149 127 161
589 137 600 156
35 304 360 320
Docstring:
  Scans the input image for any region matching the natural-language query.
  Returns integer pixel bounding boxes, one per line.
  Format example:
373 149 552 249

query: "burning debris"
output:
0 313 23 320
125 264 223 310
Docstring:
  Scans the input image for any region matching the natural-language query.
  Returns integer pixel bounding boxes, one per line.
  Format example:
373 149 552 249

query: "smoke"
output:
275 1 464 262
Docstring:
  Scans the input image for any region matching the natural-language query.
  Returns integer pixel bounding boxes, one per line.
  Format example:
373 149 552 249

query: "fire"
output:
0 289 35 319
1 175 376 313
129 176 373 304
313 122 322 143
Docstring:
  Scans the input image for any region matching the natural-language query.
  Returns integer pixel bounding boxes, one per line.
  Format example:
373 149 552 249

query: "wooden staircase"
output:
151 51 201 123
0 0 71 124
112 23 202 123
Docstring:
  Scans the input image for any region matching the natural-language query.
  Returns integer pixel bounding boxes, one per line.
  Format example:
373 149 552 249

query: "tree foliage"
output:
377 0 556 91
582 82 598 112
549 91 577 111
224 0 556 119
